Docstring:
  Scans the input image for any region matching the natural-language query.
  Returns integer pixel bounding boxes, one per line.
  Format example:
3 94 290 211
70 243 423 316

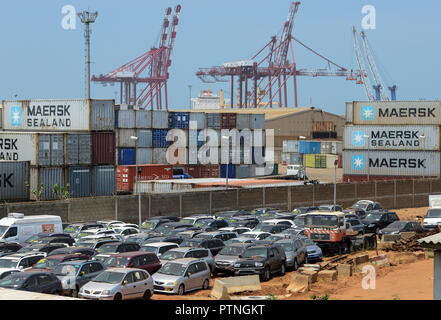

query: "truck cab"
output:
286 165 305 180
423 195 441 230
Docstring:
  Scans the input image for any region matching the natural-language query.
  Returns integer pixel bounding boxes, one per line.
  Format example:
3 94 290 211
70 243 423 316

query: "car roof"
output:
44 253 88 259
110 251 153 258
59 259 91 266
142 242 178 247
167 247 202 252
224 242 252 248
167 258 199 265
101 267 143 274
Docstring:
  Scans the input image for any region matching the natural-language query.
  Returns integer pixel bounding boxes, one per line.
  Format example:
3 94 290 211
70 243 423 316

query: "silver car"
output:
159 247 215 273
78 268 153 300
152 258 210 295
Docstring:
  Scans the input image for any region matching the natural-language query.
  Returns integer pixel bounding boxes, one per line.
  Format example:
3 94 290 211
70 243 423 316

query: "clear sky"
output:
0 0 440 115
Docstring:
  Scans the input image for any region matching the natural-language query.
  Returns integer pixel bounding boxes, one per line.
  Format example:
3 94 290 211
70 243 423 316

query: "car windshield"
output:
158 262 187 276
306 215 338 227
195 234 214 239
74 241 95 248
242 247 267 259
0 226 9 238
64 225 81 234
78 231 95 238
97 244 119 254
140 246 158 254
352 202 370 210
241 233 257 239
92 271 125 284
103 256 131 267
25 235 42 244
219 246 244 256
293 216 305 228
386 221 408 229
0 274 29 288
426 209 441 218
267 235 285 241
364 213 382 221
160 250 185 261
141 221 158 231
279 242 294 252
180 240 200 248
180 218 195 225
253 225 273 232
54 264 80 276
194 219 214 228
302 238 315 246
33 258 62 269
0 258 19 268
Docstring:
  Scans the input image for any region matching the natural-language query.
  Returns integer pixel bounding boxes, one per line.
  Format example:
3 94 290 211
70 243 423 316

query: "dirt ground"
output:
151 206 434 301
278 166 343 183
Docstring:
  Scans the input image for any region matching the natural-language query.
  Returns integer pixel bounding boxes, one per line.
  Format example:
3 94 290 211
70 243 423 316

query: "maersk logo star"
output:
352 131 365 146
361 105 375 120
10 106 22 126
352 155 365 170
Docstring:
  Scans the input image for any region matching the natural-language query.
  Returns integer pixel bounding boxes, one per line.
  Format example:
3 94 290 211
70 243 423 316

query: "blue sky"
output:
0 0 440 115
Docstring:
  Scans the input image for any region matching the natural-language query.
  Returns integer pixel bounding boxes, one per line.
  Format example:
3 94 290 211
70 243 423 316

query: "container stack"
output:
343 101 441 182
0 99 116 201
281 139 342 168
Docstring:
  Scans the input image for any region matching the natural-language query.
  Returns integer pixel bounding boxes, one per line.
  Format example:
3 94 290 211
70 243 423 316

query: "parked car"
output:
194 231 238 242
112 227 139 237
252 223 290 234
47 246 96 258
0 271 61 294
216 210 251 220
378 221 424 239
180 216 217 226
159 247 215 272
0 242 22 257
152 258 210 295
362 211 400 234
262 219 296 227
292 207 319 214
24 233 74 246
0 252 46 279
96 220 125 229
94 242 141 262
293 214 307 228
79 268 153 300
63 223 105 237
275 238 307 270
250 208 279 217
318 205 343 212
280 227 306 238
140 242 180 258
24 235 75 247
74 239 121 250
193 219 229 231
26 253 91 272
346 217 365 235
17 243 68 255
233 244 286 281
180 238 225 256
352 200 384 218
228 217 260 229
218 227 252 235
175 230 205 239
140 218 176 233
234 231 272 242
54 260 106 297
214 243 254 275
102 252 162 275
300 237 323 262
142 235 185 245
154 223 194 236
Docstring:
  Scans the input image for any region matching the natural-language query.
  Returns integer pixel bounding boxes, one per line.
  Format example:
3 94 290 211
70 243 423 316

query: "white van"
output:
423 195 441 230
286 165 305 179
0 213 63 244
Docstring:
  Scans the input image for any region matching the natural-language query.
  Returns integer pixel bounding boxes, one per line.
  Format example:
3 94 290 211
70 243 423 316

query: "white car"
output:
112 227 140 237
179 216 217 225
240 232 272 241
79 268 153 300
286 165 305 179
261 219 296 227
140 242 179 258
218 227 252 235
0 252 46 278
97 221 125 229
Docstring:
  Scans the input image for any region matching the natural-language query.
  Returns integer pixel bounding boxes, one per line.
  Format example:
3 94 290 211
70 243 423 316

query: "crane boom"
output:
360 31 389 101
352 26 375 101
275 1 300 66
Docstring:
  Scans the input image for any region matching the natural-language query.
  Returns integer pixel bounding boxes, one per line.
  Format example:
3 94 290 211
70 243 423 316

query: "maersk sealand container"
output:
68 166 91 198
0 161 30 201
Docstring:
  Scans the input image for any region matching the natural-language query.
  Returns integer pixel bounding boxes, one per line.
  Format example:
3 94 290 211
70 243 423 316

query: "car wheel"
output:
114 293 122 300
262 266 271 282
279 263 286 276
293 259 299 271
178 284 185 296
72 286 79 298
142 290 152 300
202 279 209 290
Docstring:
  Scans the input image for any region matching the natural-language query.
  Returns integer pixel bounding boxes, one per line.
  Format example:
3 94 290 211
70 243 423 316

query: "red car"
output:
101 252 161 275
25 253 91 272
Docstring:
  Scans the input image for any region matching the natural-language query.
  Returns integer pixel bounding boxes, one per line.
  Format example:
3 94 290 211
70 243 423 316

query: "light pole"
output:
364 135 370 182
299 136 306 182
131 136 141 229
334 159 338 209
188 85 192 109
222 135 229 190
420 134 426 179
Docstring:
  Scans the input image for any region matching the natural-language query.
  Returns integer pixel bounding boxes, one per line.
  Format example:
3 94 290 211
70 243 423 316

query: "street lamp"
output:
364 135 370 182
299 136 306 182
420 134 426 179
130 136 141 229
222 135 230 190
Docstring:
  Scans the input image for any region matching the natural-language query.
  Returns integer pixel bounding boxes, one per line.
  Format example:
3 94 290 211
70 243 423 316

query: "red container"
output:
116 164 173 192
338 154 343 169
92 132 116 165
201 165 220 178
185 165 202 179
342 174 432 183
221 113 237 129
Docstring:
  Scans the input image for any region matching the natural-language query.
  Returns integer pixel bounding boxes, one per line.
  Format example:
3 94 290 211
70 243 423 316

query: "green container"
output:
320 155 326 168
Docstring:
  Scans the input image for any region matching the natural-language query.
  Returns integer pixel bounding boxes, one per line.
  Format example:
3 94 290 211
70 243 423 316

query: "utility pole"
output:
188 85 192 109
78 10 98 100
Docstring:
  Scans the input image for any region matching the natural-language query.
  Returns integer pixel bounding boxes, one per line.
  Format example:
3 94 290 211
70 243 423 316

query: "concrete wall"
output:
0 178 439 223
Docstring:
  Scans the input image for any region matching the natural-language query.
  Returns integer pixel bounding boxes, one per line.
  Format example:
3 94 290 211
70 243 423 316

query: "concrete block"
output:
286 274 311 294
210 280 230 300
303 264 321 271
369 254 389 269
391 253 417 265
353 262 371 273
369 254 388 263
413 252 426 260
382 234 400 242
354 254 369 265
220 275 261 294
318 270 337 281
400 232 416 240
336 264 353 278
300 269 318 283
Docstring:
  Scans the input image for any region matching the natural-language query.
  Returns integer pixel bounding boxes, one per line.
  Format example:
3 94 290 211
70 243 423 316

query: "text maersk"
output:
370 130 421 147
378 107 436 118
0 139 18 161
27 104 71 128
369 158 426 168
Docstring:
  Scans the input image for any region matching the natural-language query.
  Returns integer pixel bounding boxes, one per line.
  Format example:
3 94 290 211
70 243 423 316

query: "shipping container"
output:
116 129 137 148
152 129 169 148
250 164 274 177
2 99 114 131
343 150 441 176
189 130 205 148
67 166 91 198
116 110 136 129
135 110 152 129
298 141 320 154
221 113 237 130
136 148 153 165
251 114 265 130
189 112 206 129
325 154 339 169
236 164 251 178
342 174 435 183
152 111 168 129
0 161 30 201
331 141 343 155
320 141 332 154
236 114 251 130
351 100 441 125
338 154 343 168
282 140 299 153
345 102 353 124
118 148 136 165
38 134 64 166
185 165 202 179
168 112 190 129
344 125 440 151
0 132 38 165
221 164 236 179
153 148 168 164
201 164 220 178
30 167 64 201
206 113 221 129
66 134 92 166
189 147 220 165
166 148 188 165
93 165 116 196
136 129 152 148
304 154 326 168
92 132 115 165
116 164 173 192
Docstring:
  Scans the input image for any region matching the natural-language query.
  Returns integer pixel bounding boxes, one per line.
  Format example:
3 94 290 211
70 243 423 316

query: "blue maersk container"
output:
152 129 169 148
168 112 190 129
93 165 116 196
298 141 320 154
221 164 236 179
119 148 136 165
68 166 91 198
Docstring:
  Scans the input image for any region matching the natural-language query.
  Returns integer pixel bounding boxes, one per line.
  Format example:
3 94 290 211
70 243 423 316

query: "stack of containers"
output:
0 99 116 200
343 100 441 182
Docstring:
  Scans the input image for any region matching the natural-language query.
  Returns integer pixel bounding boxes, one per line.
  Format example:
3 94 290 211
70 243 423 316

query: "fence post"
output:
114 196 118 221
287 186 292 211
393 180 397 208
236 189 240 210
263 188 266 208
179 194 183 218
209 192 212 214
412 179 415 208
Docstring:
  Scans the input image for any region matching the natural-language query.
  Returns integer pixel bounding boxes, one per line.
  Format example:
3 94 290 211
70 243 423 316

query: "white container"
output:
325 154 339 168
152 111 168 129
116 129 137 148
136 148 153 165
352 100 441 125
344 125 440 151
331 141 343 155
283 140 299 153
343 150 441 176
137 129 152 148
189 112 206 129
0 132 38 165
135 110 152 129
117 110 136 128
153 147 168 164
2 99 114 131
345 102 353 124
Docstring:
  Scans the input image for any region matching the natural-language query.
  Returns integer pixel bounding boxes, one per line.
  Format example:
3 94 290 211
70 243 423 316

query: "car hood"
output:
236 257 266 264
306 245 321 252
0 268 17 275
152 273 182 283
215 255 239 263
362 220 378 225
379 227 400 234
81 281 117 292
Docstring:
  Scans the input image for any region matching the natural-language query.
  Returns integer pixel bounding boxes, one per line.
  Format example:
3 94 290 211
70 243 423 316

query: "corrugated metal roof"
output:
418 232 441 246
